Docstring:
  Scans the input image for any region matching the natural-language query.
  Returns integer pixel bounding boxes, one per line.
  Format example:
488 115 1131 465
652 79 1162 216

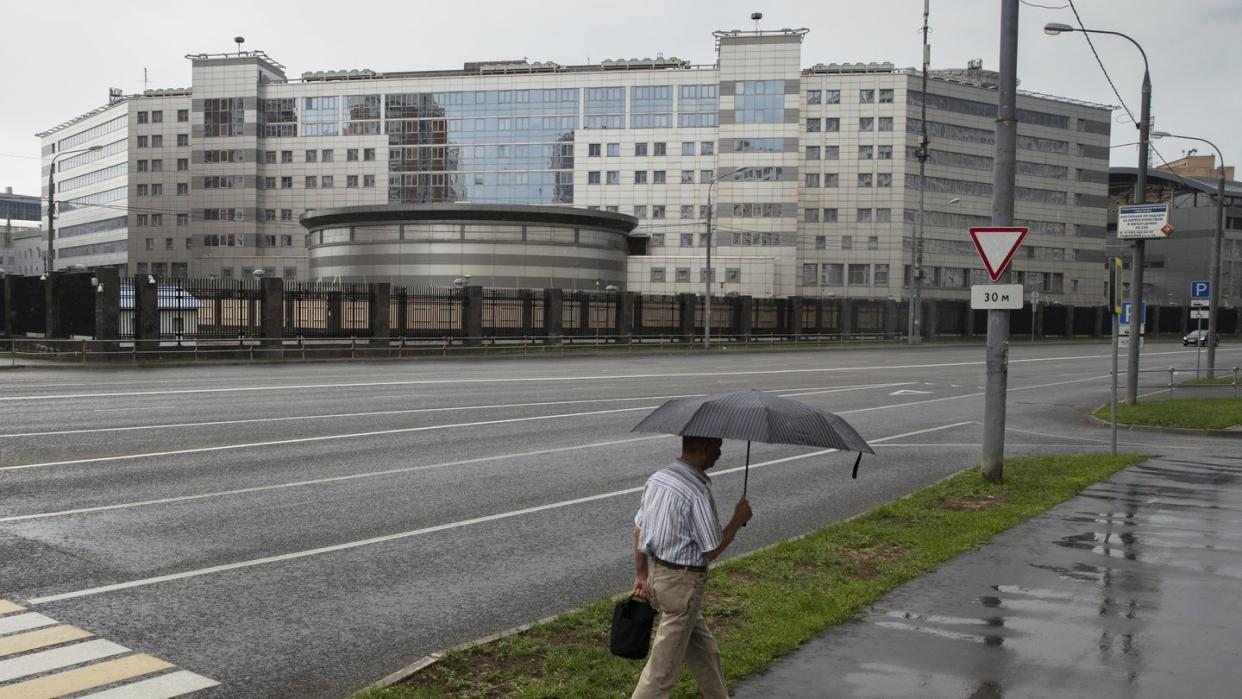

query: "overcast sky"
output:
1 0 1237 195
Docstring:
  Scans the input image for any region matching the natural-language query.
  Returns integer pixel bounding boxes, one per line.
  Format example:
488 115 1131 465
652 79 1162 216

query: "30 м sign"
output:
971 284 1024 310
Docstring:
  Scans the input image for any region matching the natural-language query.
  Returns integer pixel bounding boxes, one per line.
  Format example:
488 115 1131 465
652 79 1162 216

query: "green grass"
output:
355 452 1144 699
1093 397 1242 430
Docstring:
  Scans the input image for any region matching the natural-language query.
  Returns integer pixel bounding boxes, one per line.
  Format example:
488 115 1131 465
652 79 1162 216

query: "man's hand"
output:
731 497 753 527
632 574 649 600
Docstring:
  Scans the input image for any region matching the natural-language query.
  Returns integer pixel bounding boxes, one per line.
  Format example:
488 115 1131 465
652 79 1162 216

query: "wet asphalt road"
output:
1 341 1236 697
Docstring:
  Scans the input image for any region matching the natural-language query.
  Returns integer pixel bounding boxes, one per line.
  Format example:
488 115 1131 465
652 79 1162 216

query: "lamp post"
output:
1045 22 1151 405
1151 130 1227 378
704 165 750 350
45 145 103 274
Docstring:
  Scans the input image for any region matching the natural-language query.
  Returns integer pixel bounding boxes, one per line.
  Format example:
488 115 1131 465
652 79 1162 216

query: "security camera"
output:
751 12 763 20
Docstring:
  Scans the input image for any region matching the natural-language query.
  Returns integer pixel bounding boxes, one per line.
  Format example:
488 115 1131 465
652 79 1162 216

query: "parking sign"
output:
1191 280 1210 299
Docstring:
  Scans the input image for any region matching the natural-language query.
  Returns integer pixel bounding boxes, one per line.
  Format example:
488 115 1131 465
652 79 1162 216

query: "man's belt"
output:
651 555 707 574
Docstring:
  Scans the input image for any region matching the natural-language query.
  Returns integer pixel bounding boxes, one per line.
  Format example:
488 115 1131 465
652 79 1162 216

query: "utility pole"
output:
1125 57 1152 404
981 0 1018 482
908 0 931 345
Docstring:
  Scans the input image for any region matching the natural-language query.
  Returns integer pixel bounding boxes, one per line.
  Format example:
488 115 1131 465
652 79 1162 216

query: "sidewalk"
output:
733 452 1242 699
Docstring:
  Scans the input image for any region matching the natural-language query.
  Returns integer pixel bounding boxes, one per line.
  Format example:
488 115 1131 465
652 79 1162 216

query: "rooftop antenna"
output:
751 11 763 31
143 68 148 92
234 36 245 56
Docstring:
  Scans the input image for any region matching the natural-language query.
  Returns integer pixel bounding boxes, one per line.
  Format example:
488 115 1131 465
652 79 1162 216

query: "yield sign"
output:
969 227 1029 282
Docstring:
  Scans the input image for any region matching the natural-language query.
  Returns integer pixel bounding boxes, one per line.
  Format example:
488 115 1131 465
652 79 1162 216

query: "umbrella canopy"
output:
632 389 874 454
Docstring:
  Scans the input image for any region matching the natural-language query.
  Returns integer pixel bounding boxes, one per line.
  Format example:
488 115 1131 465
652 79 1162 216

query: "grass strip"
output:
1183 375 1240 385
1092 396 1242 430
356 452 1143 699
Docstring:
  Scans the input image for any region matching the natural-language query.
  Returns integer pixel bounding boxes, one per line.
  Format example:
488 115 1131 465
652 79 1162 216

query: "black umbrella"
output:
631 389 875 494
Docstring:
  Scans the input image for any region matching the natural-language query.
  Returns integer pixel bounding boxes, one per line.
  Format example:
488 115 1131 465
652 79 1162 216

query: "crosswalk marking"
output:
77 670 220 698
0 625 94 658
0 613 57 636
0 600 217 698
0 639 129 683
0 654 172 699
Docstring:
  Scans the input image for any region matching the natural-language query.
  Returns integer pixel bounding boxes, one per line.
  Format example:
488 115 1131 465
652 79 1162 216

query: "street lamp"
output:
1151 130 1227 378
1046 22 1152 405
45 145 103 274
704 165 750 350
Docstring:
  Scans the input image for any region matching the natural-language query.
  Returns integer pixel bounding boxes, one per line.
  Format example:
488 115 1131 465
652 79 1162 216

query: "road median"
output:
1092 396 1242 431
356 452 1144 699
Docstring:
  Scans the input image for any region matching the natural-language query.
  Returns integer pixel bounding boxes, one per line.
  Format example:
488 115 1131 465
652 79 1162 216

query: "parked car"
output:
1182 329 1220 347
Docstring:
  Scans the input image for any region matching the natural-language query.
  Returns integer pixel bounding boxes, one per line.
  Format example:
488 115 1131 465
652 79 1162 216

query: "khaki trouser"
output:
631 564 726 699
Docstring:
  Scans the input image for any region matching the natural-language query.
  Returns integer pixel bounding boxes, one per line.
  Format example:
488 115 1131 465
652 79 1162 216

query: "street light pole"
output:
1044 22 1151 405
44 145 102 274
704 166 748 351
908 0 931 345
1151 131 1226 378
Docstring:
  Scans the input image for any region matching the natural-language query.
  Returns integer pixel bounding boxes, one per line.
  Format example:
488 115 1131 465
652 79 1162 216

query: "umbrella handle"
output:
741 441 750 526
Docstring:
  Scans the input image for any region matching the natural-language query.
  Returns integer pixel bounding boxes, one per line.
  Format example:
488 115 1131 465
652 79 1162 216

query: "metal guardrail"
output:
1117 365 1242 400
0 332 907 366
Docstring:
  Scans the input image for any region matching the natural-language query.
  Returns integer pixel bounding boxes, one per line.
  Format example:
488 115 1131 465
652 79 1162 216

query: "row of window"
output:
135 109 190 124
135 263 300 281
806 208 894 223
57 162 128 193
135 182 192 197
806 89 895 105
588 141 715 157
136 158 189 172
802 263 891 287
137 134 190 148
302 175 377 189
650 267 744 284
803 172 895 188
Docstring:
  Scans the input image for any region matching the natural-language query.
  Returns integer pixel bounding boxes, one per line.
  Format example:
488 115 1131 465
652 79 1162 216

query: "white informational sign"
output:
1117 204 1173 240
1118 336 1145 349
970 284 1024 310
1191 299 1209 308
1191 309 1210 319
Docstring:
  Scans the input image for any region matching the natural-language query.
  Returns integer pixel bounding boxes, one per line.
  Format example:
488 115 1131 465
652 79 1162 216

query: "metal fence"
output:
285 282 369 338
482 288 530 338
392 286 464 338
634 294 680 335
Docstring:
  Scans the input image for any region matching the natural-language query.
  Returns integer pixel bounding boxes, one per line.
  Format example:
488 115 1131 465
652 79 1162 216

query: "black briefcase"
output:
610 596 656 660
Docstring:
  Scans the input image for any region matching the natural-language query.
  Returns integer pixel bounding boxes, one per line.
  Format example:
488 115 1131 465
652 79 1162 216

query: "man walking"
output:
630 435 753 699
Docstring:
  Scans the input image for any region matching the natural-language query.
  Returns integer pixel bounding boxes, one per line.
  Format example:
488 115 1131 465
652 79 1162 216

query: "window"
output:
281 176 293 189
876 208 892 223
824 208 838 222
634 171 648 184
149 159 162 172
150 183 162 196
815 235 826 249
653 170 666 184
806 118 822 132
680 205 693 219
680 233 694 247
701 170 713 184
177 109 189 123
281 151 293 163
635 143 648 156
653 142 666 156
263 176 276 189
734 80 785 123
857 209 872 223
144 236 153 249
651 267 666 282
681 170 695 184
681 142 695 156
675 268 691 283
280 235 293 247
264 150 276 164
804 208 820 223
823 89 841 104
588 171 601 184
879 89 894 104
806 146 820 160
874 264 890 285
825 146 840 160
699 205 709 219
633 205 647 219
606 171 620 185
305 176 317 188
136 184 148 196
176 183 188 195
151 111 163 123
859 89 875 104
136 160 148 172
321 175 334 188
607 143 620 157
321 149 334 162
177 158 188 171
347 175 359 188
807 89 822 104
305 150 318 163
652 205 666 219
176 213 189 226
151 134 163 148
878 145 893 160
725 268 741 283
363 174 376 187
878 117 893 132
165 237 174 250
860 117 874 131
841 235 854 250
588 143 601 157
803 263 819 286
701 142 714 155
824 174 839 188
867 235 880 249
805 173 820 188
878 173 893 188
858 174 873 188
347 149 359 162
137 111 148 124
264 209 276 221
825 118 840 132
849 264 870 285
823 263 844 285
364 148 376 161
859 145 874 160
137 136 148 148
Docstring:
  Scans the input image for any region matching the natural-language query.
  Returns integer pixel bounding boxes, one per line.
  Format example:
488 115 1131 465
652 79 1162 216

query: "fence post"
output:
1 274 12 339
261 277 284 353
736 295 753 342
840 298 854 338
788 296 804 340
615 291 636 344
43 272 61 339
462 285 483 347
1168 366 1175 400
678 293 695 344
94 269 120 352
521 290 535 337
133 274 159 355
543 288 563 346
369 282 390 348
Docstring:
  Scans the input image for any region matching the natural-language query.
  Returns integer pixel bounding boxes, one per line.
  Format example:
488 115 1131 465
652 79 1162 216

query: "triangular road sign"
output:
969 227 1029 282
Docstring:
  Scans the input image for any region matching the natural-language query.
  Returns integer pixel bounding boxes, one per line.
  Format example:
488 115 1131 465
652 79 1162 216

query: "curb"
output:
1087 413 1242 439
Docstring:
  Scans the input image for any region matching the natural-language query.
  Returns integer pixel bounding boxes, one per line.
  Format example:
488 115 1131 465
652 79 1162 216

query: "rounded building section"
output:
301 204 638 289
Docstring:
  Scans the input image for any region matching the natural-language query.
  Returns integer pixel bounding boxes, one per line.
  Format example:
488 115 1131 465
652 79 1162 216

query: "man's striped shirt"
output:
634 459 722 567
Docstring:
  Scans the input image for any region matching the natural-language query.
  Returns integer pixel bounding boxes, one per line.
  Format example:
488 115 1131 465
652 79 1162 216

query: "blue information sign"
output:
1191 280 1210 299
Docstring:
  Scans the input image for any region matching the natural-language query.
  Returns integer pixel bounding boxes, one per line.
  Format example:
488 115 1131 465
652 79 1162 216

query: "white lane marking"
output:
0 639 128 683
25 422 970 605
0 383 910 439
0 436 666 523
75 670 220 698
889 389 933 396
7 347 1230 402
0 613 56 635
840 374 1111 416
0 382 914 476
91 406 178 413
